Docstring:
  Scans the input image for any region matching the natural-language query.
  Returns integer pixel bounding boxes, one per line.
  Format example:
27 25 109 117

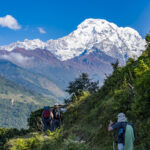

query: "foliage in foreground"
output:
0 128 29 150
5 130 88 150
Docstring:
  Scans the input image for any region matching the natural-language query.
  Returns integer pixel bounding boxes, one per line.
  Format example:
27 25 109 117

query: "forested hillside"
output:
1 34 150 150
0 75 55 129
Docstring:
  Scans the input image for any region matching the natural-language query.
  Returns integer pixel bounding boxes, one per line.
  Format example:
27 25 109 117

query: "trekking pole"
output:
112 132 115 150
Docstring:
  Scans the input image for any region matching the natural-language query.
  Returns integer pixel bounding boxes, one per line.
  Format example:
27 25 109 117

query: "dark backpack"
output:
54 108 61 119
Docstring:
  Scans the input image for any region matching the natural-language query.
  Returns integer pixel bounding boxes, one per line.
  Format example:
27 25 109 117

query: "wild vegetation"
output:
0 34 150 150
0 75 55 129
65 72 99 104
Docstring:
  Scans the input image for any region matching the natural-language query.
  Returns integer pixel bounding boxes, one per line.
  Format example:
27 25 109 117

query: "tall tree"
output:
65 73 99 104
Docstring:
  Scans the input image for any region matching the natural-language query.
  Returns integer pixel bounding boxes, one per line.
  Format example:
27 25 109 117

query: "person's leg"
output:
118 143 124 150
47 120 51 131
42 118 48 132
53 119 55 130
50 120 55 132
55 119 59 129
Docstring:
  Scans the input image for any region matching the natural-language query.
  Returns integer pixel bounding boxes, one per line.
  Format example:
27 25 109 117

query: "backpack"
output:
54 108 61 119
43 106 50 119
124 124 135 150
118 122 135 144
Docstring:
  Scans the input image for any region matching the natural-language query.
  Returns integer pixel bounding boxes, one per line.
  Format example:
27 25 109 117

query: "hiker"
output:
52 103 62 130
108 113 135 150
42 106 53 132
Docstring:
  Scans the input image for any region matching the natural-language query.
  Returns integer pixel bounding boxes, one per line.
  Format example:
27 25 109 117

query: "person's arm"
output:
50 111 54 120
108 122 121 132
108 120 114 131
50 108 54 120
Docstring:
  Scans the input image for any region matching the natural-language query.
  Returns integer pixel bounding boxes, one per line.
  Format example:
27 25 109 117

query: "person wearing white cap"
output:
108 113 135 150
52 103 62 130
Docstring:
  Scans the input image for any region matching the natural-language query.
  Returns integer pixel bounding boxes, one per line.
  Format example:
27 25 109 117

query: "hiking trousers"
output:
54 119 61 129
118 143 124 150
42 118 51 132
50 120 55 132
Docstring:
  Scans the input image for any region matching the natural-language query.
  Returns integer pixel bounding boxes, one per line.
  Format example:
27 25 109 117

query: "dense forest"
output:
0 34 150 150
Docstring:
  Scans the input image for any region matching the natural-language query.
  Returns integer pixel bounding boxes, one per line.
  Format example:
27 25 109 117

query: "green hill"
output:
0 75 55 129
2 35 150 150
0 60 66 99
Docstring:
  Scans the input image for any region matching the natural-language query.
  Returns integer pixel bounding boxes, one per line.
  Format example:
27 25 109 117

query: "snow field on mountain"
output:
0 18 146 62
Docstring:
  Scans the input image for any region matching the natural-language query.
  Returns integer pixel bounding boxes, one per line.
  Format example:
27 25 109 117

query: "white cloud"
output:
38 27 46 34
0 15 21 30
0 53 33 65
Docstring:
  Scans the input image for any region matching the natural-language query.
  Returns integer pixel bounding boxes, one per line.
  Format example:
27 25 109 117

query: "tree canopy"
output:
65 73 99 104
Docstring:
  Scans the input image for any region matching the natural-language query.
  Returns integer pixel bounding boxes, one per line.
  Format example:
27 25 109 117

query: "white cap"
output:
117 113 127 122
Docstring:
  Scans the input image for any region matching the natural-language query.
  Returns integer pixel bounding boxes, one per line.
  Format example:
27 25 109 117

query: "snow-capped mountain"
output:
46 19 146 62
0 19 146 63
0 18 147 99
0 39 45 51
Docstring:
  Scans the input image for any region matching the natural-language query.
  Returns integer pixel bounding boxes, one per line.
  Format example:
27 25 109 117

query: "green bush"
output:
28 109 44 131
0 128 29 150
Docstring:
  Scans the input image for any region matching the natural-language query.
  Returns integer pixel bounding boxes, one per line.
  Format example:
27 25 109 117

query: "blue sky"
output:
0 0 150 45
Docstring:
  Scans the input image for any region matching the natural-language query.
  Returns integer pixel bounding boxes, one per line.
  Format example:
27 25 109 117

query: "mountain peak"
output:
78 18 140 38
77 18 117 30
46 18 145 62
0 18 146 62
